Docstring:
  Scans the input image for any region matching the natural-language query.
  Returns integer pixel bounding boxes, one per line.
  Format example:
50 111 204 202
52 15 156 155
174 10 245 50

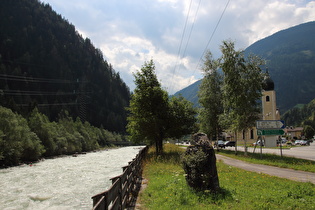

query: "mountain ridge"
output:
175 21 315 113
0 0 130 132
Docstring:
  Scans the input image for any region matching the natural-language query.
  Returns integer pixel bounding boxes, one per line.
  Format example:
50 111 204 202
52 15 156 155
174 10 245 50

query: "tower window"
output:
250 129 254 139
266 96 270 102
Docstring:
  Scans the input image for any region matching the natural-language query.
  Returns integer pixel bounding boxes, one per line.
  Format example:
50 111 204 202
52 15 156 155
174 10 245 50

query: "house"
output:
284 127 303 139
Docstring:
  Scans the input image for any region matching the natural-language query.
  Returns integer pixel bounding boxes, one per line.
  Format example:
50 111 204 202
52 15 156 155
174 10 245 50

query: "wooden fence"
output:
92 146 148 210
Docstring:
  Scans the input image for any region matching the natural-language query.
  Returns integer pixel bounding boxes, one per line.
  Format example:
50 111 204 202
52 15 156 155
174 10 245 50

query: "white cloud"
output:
43 0 315 94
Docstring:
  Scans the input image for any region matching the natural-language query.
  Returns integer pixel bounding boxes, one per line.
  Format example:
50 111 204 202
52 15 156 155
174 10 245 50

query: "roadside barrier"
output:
92 146 148 210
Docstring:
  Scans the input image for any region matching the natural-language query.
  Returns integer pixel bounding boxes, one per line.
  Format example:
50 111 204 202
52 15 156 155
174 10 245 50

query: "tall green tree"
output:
127 60 197 154
127 60 169 154
198 51 223 140
220 40 264 154
167 95 198 139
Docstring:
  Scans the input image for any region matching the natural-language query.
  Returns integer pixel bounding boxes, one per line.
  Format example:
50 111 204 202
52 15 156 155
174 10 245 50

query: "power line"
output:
169 0 193 92
0 73 87 84
193 0 230 79
15 102 88 107
1 89 89 96
172 0 202 93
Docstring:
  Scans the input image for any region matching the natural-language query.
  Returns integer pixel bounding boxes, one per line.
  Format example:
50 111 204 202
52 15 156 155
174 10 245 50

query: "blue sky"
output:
41 0 315 94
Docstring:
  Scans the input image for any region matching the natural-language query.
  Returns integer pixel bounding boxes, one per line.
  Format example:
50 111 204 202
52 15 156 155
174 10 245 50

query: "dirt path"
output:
216 154 315 184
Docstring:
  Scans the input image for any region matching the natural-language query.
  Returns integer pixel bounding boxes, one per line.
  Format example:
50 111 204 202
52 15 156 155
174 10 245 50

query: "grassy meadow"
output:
138 144 315 209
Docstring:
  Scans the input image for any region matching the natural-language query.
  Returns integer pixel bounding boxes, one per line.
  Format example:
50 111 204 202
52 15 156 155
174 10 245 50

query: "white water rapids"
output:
0 146 144 210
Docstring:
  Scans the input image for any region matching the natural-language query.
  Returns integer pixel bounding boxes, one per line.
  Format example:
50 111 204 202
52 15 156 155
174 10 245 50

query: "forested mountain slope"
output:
245 21 315 113
175 21 315 113
0 0 130 132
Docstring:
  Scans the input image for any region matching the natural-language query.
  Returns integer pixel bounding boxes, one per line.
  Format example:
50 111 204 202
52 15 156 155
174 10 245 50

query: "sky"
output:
41 0 315 94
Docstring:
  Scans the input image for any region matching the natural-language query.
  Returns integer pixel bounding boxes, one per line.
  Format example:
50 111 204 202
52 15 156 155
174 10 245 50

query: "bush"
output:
0 106 45 166
181 145 219 192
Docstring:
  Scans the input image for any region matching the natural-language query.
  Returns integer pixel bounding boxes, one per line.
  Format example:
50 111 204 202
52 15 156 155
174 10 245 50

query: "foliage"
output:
198 51 223 139
167 95 198 139
220 40 264 133
0 0 130 133
0 106 126 167
127 60 197 154
127 60 169 154
0 106 45 166
139 144 315 209
304 125 314 139
181 145 219 192
282 98 315 138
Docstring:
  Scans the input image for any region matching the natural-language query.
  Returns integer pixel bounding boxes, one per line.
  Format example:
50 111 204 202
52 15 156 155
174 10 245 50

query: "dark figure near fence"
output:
181 133 220 192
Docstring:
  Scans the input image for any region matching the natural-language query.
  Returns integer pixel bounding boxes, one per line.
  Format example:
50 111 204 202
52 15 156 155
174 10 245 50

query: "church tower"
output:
261 71 280 147
262 71 280 120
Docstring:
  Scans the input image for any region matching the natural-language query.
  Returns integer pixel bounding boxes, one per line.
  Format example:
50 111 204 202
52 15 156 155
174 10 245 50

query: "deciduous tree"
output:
198 51 223 141
127 60 197 154
220 40 264 154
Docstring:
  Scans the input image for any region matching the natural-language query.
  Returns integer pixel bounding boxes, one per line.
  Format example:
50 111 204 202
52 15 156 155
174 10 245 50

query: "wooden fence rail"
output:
92 146 148 210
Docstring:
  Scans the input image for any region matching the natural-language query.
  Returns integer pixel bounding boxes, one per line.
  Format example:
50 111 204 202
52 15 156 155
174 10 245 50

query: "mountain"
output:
282 98 315 128
175 21 315 114
0 0 130 133
175 80 201 107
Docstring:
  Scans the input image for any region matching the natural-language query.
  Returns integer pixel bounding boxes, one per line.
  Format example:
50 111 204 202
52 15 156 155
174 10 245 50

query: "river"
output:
0 146 144 210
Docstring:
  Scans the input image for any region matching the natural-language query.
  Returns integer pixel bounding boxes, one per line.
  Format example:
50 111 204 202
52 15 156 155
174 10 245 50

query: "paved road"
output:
216 154 315 184
224 142 315 161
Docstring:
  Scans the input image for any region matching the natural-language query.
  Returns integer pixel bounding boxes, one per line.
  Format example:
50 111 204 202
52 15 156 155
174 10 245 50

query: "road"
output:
224 142 315 161
216 154 315 184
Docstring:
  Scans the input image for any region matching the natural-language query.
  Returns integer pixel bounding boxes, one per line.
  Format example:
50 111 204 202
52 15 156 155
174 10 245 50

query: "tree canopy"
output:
198 51 223 140
220 40 264 133
127 60 197 154
198 41 264 152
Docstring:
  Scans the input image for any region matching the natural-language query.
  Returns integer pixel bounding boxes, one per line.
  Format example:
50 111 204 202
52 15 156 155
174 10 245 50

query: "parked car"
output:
294 140 302 145
224 141 236 147
214 140 226 148
300 140 309 146
253 140 264 146
295 140 309 146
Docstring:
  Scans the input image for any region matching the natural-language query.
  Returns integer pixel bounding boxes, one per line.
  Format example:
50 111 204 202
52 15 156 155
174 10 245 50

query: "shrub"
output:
181 145 219 192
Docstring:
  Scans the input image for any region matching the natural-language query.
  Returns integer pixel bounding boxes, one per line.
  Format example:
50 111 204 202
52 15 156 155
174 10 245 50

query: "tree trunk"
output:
234 131 238 155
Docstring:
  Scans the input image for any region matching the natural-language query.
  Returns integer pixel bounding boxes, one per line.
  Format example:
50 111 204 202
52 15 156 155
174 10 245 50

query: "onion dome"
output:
263 70 274 91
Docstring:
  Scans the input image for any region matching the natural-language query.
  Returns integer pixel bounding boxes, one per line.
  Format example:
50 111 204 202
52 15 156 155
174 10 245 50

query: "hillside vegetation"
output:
0 106 125 167
245 21 315 112
0 0 130 133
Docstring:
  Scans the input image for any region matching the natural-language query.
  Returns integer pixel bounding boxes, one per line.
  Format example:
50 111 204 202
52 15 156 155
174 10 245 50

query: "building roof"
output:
263 71 274 91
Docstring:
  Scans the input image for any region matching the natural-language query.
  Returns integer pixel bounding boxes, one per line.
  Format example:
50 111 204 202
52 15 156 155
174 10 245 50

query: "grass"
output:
216 149 315 173
138 144 315 209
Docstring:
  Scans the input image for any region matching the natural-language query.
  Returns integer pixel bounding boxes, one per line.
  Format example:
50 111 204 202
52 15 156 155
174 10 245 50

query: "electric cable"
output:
169 0 193 93
192 0 230 83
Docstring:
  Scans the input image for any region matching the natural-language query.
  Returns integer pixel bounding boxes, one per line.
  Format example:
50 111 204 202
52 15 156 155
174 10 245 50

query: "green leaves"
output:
198 40 265 141
220 40 264 132
127 60 197 154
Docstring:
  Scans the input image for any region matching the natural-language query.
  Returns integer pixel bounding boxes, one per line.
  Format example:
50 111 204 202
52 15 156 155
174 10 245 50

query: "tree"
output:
0 106 45 166
304 125 314 139
127 60 169 154
167 95 198 139
127 60 197 154
220 40 264 154
198 51 223 140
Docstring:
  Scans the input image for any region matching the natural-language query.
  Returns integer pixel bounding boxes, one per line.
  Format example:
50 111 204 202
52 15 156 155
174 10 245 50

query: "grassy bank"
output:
138 144 315 209
216 149 315 173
